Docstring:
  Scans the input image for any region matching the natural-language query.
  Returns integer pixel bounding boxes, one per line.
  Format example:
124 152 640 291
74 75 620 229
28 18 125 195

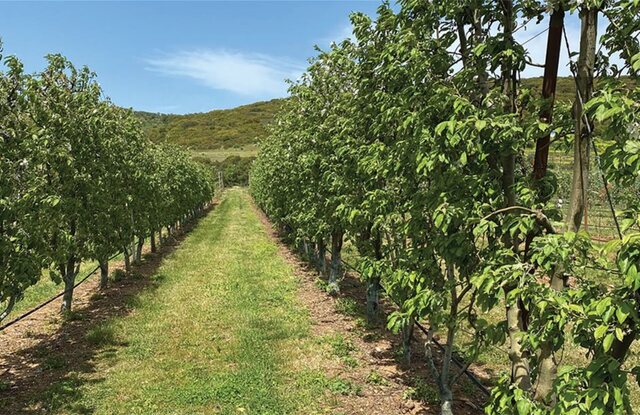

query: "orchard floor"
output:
0 189 483 415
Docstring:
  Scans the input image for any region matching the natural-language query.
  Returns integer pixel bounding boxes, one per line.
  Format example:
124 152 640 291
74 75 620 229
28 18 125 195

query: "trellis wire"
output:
0 251 121 332
561 26 623 240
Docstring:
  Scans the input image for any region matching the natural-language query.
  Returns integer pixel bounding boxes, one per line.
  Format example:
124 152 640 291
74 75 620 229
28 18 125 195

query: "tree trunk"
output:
436 264 458 415
503 150 531 389
366 232 383 325
129 241 135 262
150 231 157 253
424 329 451 415
498 0 533 391
99 259 109 290
536 5 599 402
533 8 567 403
328 229 343 295
502 155 516 214
506 297 532 390
135 236 144 263
567 7 598 232
123 246 131 274
440 396 454 415
60 256 77 313
366 278 381 325
455 15 469 68
439 374 454 415
402 317 415 364
316 237 326 275
0 295 17 323
304 239 313 262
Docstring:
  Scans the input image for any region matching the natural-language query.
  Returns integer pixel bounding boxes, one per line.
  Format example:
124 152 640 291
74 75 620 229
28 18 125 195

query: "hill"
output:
134 77 637 152
521 76 636 103
135 99 283 150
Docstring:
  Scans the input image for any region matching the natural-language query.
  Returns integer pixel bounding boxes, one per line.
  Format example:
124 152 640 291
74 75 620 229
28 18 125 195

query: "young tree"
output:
0 51 51 322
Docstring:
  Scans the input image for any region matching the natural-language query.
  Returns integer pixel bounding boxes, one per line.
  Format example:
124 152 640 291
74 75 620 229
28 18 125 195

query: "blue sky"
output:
0 1 380 114
0 2 613 114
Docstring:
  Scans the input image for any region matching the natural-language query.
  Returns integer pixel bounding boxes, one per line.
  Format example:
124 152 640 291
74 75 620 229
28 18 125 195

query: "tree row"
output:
251 1 640 413
1 49 215 320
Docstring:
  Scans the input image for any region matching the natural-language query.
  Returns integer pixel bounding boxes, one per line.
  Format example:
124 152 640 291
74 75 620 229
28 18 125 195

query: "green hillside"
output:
135 99 283 150
521 76 636 103
134 78 636 153
521 76 575 102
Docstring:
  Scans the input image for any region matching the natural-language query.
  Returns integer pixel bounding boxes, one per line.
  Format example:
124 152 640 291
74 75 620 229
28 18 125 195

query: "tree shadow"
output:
283 240 488 415
0 208 213 415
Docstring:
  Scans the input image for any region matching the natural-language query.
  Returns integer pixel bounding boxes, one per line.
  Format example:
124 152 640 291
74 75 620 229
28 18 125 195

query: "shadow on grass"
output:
279 235 488 415
0 207 213 415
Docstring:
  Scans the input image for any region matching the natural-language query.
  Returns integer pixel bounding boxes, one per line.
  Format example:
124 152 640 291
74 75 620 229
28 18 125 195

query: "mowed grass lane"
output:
47 189 328 414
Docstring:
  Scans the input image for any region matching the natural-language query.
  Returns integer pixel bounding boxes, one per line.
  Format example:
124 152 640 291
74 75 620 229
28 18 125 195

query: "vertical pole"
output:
532 8 565 403
567 8 598 233
533 8 565 181
217 171 224 192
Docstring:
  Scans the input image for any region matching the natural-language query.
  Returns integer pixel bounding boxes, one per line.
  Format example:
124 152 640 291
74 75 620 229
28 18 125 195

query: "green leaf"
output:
435 121 448 136
632 52 640 71
475 119 487 132
597 106 623 122
603 333 614 352
594 325 607 340
516 398 531 415
623 140 640 154
473 43 487 56
596 299 608 315
616 307 629 324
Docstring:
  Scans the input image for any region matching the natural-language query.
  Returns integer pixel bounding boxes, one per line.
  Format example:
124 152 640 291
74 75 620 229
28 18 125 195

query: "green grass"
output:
39 189 333 414
334 298 361 318
191 146 258 162
322 333 359 368
403 377 439 404
366 370 390 386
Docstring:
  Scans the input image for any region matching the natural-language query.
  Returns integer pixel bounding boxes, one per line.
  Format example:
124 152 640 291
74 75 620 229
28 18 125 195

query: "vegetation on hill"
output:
135 99 283 150
134 78 636 154
131 77 635 191
193 155 256 187
521 76 636 104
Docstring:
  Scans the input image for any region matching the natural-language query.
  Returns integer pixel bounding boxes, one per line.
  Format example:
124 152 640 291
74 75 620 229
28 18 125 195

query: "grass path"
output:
45 189 328 414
